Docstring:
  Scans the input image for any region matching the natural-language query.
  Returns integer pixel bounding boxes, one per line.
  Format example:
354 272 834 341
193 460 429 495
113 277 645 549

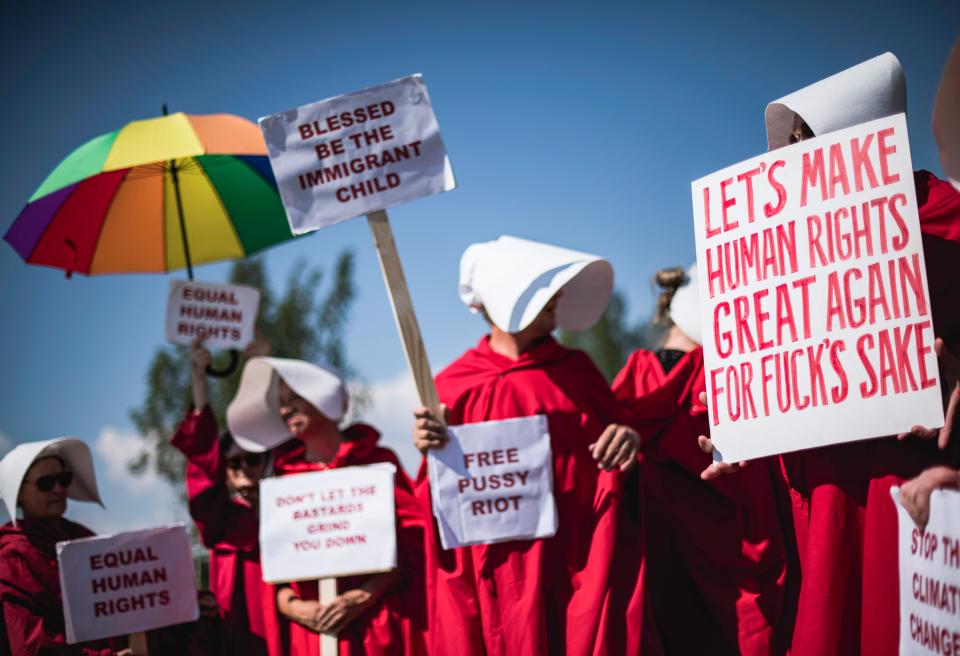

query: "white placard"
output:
259 463 397 582
691 114 943 462
57 524 198 644
428 414 557 549
259 74 456 235
165 280 260 349
892 486 960 654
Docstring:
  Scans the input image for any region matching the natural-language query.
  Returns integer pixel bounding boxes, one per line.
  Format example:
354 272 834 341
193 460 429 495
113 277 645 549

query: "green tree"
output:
559 289 665 382
129 250 358 486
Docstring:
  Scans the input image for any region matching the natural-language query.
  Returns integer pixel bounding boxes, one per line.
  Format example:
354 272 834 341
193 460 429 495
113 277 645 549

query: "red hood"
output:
273 423 383 475
0 517 93 558
916 170 960 349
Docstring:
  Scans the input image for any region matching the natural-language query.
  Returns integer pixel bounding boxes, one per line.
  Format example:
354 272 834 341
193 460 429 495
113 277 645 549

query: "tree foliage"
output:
129 251 357 486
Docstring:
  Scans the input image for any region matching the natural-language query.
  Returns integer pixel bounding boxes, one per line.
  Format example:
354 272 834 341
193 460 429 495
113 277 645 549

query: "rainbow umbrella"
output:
4 110 294 279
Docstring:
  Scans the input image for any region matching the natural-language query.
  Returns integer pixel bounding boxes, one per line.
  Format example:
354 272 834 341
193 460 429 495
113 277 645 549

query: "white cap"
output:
765 52 906 151
458 235 613 333
226 357 347 452
668 264 702 346
0 438 103 525
934 39 960 191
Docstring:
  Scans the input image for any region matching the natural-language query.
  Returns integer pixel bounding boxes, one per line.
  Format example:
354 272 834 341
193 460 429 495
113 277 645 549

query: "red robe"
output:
171 406 273 656
265 425 426 656
419 336 659 655
784 171 960 656
612 348 795 655
0 518 121 655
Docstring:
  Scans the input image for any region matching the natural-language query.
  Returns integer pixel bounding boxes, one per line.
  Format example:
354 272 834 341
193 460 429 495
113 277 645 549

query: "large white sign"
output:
428 414 557 549
165 280 260 349
892 487 960 654
57 524 198 644
259 464 397 582
691 114 942 462
259 75 456 234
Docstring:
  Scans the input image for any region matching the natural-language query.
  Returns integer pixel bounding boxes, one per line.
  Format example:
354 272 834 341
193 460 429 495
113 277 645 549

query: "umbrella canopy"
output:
4 112 295 277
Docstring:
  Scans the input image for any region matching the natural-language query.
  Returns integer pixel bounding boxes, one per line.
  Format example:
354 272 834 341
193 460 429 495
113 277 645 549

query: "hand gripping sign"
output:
165 280 260 349
892 487 960 654
258 463 398 583
690 114 942 462
428 415 557 549
260 74 456 430
57 524 198 645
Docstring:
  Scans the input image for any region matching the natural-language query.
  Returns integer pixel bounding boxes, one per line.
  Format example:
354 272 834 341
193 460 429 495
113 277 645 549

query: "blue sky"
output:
1 1 957 530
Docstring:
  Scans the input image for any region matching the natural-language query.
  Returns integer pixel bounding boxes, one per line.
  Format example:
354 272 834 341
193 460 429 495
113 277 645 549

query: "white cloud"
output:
354 373 423 478
95 426 162 492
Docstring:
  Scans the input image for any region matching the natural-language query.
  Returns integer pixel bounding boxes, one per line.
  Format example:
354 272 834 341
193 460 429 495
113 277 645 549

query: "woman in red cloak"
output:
412 236 658 655
169 337 275 656
701 52 960 655
0 438 123 655
226 357 425 656
612 267 794 655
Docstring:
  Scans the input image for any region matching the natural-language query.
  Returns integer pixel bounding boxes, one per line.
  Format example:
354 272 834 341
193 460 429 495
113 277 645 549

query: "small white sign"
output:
691 114 942 462
165 280 260 349
57 524 198 644
259 464 398 583
892 486 960 654
428 414 557 549
259 74 456 234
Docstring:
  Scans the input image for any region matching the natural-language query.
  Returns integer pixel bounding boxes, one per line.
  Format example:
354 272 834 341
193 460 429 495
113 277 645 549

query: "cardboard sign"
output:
259 74 456 235
259 463 397 582
165 280 260 349
57 524 198 644
892 487 960 654
690 114 943 462
428 414 557 549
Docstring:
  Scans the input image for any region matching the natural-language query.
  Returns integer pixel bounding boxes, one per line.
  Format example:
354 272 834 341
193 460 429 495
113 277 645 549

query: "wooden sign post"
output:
128 631 149 655
319 578 338 655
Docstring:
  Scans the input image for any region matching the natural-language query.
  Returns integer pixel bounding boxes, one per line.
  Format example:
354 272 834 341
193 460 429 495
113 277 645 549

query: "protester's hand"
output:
899 465 960 530
413 405 448 453
316 589 373 633
190 337 213 374
590 424 640 472
242 329 272 359
695 391 749 480
897 339 960 449
287 598 325 632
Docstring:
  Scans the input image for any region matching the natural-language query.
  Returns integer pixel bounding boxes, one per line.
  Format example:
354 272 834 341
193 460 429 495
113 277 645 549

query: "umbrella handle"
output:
206 349 239 378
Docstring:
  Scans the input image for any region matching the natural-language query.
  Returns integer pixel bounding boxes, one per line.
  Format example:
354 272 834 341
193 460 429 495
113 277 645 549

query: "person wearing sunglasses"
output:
169 336 275 656
0 438 123 655
226 357 425 656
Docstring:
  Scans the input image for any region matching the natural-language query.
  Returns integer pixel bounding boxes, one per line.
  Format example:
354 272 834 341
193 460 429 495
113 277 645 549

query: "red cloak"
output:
783 170 960 656
0 518 120 655
265 425 426 656
419 336 659 655
171 406 272 656
612 348 795 655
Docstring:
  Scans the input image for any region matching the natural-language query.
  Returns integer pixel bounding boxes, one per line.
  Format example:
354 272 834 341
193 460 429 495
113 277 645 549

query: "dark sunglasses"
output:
226 454 265 470
29 471 74 492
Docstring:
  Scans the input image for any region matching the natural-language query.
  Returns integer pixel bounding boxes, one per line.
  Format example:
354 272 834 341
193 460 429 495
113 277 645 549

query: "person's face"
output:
223 444 266 499
18 457 70 519
524 289 564 338
789 115 815 144
277 379 325 439
197 591 220 620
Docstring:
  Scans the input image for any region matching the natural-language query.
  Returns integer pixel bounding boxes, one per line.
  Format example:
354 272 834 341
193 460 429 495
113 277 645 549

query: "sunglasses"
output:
226 454 265 470
29 471 74 492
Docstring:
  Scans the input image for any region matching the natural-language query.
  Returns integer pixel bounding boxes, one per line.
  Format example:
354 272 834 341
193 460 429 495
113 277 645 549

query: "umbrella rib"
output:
193 156 247 261
85 167 135 274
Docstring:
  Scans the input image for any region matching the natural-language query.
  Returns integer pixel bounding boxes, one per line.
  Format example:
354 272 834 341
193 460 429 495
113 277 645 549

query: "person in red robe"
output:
0 438 124 655
412 236 659 655
700 52 960 656
612 266 794 655
227 357 425 656
169 337 276 656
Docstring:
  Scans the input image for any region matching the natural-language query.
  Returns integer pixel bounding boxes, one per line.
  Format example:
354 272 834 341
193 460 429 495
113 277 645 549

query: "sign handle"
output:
129 631 149 655
319 577 337 656
366 210 443 420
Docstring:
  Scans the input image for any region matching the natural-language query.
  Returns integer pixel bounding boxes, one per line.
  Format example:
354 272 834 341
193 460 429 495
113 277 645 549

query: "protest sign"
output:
691 113 943 462
165 280 260 349
57 524 197 644
428 414 557 549
259 74 455 235
892 487 960 654
259 463 397 582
